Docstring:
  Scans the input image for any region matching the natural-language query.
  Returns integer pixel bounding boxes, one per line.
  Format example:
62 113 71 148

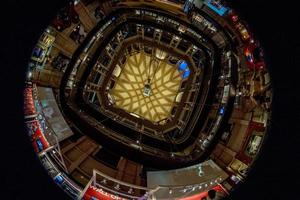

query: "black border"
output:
1 0 299 199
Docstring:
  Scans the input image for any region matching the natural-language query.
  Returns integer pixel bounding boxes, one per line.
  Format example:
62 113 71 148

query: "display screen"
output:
219 106 225 115
31 45 47 62
182 69 191 79
40 32 55 46
178 61 188 71
245 134 263 157
54 175 64 185
37 87 74 142
204 0 229 16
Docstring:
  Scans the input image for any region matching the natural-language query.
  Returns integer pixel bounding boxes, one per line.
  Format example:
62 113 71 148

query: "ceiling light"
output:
114 184 120 190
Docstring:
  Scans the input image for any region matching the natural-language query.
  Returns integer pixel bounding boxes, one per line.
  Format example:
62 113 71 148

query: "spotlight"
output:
114 184 120 190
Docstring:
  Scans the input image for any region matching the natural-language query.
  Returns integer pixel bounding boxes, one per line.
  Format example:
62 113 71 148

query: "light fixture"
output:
73 0 80 5
27 71 32 79
114 184 120 190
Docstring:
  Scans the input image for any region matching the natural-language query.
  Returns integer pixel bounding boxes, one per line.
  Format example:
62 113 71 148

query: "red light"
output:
231 15 238 22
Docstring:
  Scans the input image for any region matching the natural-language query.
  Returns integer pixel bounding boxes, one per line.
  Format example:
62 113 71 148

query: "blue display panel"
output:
178 61 190 79
178 61 188 71
182 70 191 79
219 106 225 115
204 0 229 16
54 175 64 185
36 139 44 151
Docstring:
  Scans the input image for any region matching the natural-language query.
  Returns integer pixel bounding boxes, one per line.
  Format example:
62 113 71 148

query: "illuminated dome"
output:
23 0 272 199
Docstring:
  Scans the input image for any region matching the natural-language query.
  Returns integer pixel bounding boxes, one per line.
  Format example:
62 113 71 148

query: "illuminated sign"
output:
83 186 128 200
221 85 230 103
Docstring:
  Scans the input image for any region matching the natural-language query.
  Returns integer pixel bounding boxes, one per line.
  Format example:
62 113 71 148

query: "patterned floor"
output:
110 52 182 123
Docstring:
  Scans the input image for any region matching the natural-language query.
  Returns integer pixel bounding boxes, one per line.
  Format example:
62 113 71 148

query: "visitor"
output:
207 189 225 200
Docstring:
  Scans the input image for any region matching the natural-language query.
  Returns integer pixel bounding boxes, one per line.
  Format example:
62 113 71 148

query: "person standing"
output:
207 189 226 200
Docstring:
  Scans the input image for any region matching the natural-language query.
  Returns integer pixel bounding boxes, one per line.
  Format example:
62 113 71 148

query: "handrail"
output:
87 169 225 200
93 168 224 190
94 183 141 199
32 84 69 173
93 169 149 191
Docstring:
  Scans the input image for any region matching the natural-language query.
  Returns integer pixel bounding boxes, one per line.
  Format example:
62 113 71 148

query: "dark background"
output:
0 0 299 199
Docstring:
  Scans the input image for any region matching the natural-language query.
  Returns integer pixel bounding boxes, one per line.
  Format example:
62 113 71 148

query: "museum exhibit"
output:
22 0 273 199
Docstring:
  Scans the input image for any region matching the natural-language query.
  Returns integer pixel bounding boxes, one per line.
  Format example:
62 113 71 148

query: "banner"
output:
25 120 50 152
83 186 128 200
24 87 36 116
